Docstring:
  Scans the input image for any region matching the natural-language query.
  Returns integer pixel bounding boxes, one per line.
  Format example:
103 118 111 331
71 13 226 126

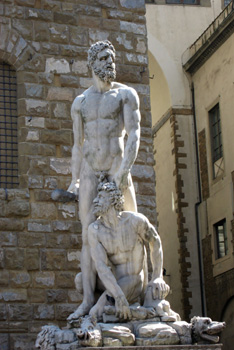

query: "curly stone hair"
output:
97 180 124 212
88 40 115 68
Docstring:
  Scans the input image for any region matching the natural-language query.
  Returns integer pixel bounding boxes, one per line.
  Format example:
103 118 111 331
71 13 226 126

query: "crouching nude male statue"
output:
67 40 141 320
83 180 170 321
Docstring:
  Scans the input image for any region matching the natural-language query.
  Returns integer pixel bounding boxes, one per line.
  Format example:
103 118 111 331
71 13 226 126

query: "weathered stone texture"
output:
0 0 155 347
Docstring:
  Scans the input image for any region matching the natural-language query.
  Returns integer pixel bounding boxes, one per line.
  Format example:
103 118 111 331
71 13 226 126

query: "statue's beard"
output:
93 66 116 83
93 203 109 217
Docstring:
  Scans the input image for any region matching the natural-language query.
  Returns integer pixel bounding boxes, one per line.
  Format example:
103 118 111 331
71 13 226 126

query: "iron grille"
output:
0 62 18 188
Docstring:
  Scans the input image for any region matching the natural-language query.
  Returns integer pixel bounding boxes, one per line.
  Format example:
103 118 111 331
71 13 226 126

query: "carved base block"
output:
84 346 223 350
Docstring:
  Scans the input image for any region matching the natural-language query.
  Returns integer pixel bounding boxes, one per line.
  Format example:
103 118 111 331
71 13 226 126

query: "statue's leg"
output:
123 174 137 212
68 163 98 321
89 291 109 319
117 274 144 304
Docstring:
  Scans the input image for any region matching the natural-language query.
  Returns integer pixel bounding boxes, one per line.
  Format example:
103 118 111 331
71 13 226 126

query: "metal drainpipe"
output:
191 83 206 317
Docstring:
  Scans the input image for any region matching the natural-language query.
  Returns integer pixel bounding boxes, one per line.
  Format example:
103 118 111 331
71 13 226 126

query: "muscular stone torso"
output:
80 85 126 173
96 213 145 279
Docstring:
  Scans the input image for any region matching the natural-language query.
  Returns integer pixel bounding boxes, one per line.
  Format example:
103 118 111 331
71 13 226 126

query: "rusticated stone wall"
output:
0 1 156 349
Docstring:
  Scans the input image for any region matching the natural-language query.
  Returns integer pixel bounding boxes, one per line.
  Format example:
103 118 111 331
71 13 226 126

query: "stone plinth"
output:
84 346 222 350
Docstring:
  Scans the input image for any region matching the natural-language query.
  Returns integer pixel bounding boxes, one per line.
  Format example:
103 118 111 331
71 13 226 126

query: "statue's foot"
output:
67 302 92 322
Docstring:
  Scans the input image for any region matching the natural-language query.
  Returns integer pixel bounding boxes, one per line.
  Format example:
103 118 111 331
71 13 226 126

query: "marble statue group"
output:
36 41 225 349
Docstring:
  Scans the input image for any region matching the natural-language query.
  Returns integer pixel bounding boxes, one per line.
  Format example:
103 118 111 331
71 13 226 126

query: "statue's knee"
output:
75 272 83 294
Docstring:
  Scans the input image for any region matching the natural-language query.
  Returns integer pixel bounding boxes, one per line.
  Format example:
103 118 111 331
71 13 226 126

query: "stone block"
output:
50 158 71 175
5 248 25 270
120 0 145 10
8 304 33 320
120 21 146 35
9 334 36 350
89 29 110 44
34 190 53 202
54 11 77 25
70 27 88 46
18 232 46 247
41 249 67 270
47 289 68 303
19 99 49 117
0 334 8 350
80 77 93 88
44 176 58 189
124 53 148 65
68 290 83 303
44 0 61 11
28 157 49 175
112 33 133 51
60 75 79 88
14 37 27 58
34 21 50 41
28 175 43 189
45 118 60 130
79 15 101 28
41 42 60 55
47 87 74 101
131 164 155 182
52 221 73 233
0 271 9 287
28 220 51 233
70 234 82 249
102 18 119 31
46 57 70 74
34 304 55 320
71 60 88 75
25 249 39 270
56 272 76 288
49 23 69 43
23 83 44 99
41 129 72 145
34 271 55 288
55 304 76 320
59 44 81 57
0 289 27 302
46 233 70 249
26 130 40 141
25 116 45 128
38 72 54 84
60 145 72 157
10 271 31 288
12 19 33 40
5 200 30 217
0 249 4 268
0 232 17 247
31 202 57 220
58 204 76 220
0 305 7 320
136 36 147 54
26 8 53 21
28 289 46 303
117 65 142 83
22 53 45 72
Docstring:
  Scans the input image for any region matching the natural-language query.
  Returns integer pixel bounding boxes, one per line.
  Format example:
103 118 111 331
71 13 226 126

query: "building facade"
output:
184 3 234 348
146 0 225 320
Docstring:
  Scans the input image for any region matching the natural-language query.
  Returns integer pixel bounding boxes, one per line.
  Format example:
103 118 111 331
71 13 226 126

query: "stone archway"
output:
220 296 234 350
0 23 36 70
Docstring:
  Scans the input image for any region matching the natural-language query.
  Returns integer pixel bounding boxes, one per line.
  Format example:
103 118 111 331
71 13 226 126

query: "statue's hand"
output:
67 180 79 196
148 277 170 300
114 171 129 192
115 295 131 320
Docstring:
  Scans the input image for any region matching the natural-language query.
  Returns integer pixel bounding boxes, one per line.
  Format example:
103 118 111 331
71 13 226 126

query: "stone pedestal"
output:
83 346 222 350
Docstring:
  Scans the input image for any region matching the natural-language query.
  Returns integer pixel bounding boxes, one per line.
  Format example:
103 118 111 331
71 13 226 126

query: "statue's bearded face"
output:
93 190 112 217
92 48 116 83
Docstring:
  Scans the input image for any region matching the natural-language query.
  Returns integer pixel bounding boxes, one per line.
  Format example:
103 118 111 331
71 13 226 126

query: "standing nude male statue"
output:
87 181 170 320
67 41 141 320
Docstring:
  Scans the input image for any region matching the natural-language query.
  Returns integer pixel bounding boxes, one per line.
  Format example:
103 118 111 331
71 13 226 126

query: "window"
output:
209 103 224 178
0 62 18 188
166 0 200 4
214 219 228 259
